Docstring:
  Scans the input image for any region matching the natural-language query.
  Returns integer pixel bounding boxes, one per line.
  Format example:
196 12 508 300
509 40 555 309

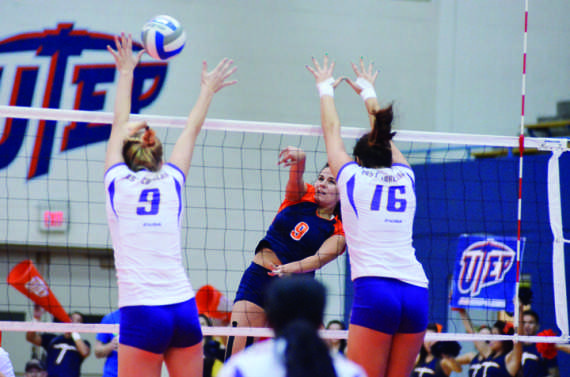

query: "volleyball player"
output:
104 33 236 377
227 146 346 356
219 276 366 377
307 56 429 377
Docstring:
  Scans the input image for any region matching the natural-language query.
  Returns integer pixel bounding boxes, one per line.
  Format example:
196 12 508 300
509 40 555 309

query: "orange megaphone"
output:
7 260 71 323
196 285 231 322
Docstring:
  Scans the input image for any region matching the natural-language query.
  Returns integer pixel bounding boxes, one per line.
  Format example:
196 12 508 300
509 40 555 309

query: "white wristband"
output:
71 332 81 341
317 78 335 98
355 77 377 101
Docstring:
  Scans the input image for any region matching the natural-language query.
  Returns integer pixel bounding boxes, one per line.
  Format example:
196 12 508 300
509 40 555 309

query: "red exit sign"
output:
38 202 69 232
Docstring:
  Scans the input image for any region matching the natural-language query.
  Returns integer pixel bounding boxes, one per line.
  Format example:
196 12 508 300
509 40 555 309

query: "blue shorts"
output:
234 262 276 308
350 276 428 334
119 298 202 354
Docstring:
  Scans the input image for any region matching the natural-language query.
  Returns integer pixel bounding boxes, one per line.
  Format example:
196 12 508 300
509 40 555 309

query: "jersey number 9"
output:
137 188 161 215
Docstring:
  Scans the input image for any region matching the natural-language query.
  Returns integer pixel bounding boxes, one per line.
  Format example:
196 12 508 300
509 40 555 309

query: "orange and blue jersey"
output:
255 184 344 267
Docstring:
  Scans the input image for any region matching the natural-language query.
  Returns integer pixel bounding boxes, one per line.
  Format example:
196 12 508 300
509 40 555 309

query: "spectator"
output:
24 359 46 377
219 276 366 377
26 305 91 377
455 308 493 376
94 309 120 377
411 323 461 377
25 306 90 377
324 320 347 355
521 309 562 377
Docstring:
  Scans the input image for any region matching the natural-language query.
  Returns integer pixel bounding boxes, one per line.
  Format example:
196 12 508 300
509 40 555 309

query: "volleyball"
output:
141 15 186 61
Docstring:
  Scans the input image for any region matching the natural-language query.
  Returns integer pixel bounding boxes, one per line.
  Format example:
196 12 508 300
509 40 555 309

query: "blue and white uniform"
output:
521 344 556 377
472 353 511 377
218 339 366 377
41 334 90 377
412 358 446 377
337 162 428 334
105 162 201 353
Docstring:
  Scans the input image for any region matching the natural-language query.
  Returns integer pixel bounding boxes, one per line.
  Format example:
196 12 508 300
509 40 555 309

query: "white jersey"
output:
337 162 428 288
218 339 366 377
0 348 15 377
104 163 193 307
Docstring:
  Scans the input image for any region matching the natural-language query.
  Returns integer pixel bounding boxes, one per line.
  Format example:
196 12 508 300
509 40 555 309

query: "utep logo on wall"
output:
0 23 169 179
450 235 524 313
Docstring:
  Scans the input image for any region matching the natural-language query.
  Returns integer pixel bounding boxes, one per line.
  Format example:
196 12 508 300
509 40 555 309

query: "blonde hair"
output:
122 127 163 172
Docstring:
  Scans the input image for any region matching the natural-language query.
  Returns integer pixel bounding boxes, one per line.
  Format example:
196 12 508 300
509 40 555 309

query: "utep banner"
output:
0 23 169 179
450 235 525 313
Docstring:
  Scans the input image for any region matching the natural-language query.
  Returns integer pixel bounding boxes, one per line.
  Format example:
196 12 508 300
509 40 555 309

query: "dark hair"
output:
320 164 341 220
353 105 396 168
492 320 514 354
265 276 337 377
418 323 440 363
523 309 539 324
70 311 84 322
325 320 347 354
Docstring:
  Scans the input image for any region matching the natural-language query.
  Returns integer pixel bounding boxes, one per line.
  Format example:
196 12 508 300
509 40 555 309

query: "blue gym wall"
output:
413 152 570 373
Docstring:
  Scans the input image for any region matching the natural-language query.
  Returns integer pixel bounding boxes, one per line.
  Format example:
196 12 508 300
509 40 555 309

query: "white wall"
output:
0 0 569 374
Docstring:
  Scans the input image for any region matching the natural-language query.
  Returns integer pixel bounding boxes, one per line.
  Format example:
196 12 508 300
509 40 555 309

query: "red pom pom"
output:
536 329 558 359
502 322 514 335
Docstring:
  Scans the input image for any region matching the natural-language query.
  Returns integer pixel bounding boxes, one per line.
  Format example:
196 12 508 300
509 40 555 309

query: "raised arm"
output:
104 33 145 171
505 306 524 377
269 234 345 276
306 56 350 178
168 58 237 176
346 58 409 167
278 146 307 202
25 305 44 346
456 308 491 357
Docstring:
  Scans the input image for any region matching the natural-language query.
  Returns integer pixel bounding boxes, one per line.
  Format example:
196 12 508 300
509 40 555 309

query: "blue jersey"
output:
468 354 485 377
521 344 556 377
96 310 120 377
41 334 90 377
257 184 344 265
472 353 511 377
412 358 446 377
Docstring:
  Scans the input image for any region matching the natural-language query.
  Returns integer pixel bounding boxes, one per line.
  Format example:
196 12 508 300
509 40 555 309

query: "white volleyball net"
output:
0 106 568 364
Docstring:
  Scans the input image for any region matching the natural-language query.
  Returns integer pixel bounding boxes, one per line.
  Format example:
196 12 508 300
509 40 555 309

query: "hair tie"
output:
142 128 156 147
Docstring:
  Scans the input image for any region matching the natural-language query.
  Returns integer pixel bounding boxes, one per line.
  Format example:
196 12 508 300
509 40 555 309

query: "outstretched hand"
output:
278 146 306 167
306 55 344 87
345 57 378 95
107 33 144 74
126 121 149 137
201 58 238 94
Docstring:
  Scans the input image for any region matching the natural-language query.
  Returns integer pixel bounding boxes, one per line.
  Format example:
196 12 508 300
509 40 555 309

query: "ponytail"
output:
353 104 396 168
122 126 163 172
369 105 396 146
280 320 337 377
